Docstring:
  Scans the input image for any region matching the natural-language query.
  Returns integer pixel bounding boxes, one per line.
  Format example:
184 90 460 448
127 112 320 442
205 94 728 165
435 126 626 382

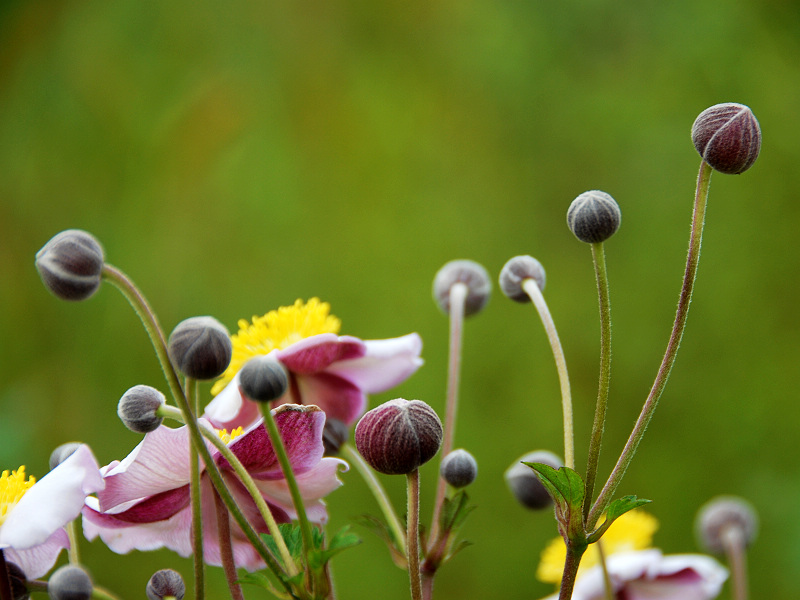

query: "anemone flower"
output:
82 405 346 570
0 444 103 578
204 298 423 430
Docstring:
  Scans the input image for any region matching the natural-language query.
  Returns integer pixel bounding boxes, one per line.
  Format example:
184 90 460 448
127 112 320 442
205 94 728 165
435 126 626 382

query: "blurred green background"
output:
2 0 798 598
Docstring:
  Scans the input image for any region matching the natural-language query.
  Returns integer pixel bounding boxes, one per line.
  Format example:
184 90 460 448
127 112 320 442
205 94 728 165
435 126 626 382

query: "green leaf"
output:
310 526 362 569
439 490 476 533
523 463 585 510
587 495 652 544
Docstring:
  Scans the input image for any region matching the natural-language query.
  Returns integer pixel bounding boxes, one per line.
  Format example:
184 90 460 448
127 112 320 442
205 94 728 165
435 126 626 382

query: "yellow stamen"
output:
0 466 36 526
217 427 245 445
211 298 341 396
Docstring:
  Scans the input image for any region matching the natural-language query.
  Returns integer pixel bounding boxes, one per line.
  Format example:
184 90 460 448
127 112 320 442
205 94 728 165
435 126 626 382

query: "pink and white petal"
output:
567 550 663 600
324 333 423 393
278 334 366 375
254 457 346 517
0 444 103 550
641 554 728 598
294 372 366 424
204 373 265 431
3 528 70 579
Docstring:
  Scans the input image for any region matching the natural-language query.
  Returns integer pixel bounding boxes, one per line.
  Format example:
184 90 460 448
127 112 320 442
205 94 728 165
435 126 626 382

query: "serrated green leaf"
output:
439 491 476 533
587 495 652 544
523 463 585 509
313 526 362 567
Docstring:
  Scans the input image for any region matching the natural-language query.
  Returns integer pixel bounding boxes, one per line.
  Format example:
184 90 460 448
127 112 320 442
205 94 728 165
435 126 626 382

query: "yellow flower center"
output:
217 427 245 444
537 510 659 585
0 466 36 526
212 298 341 396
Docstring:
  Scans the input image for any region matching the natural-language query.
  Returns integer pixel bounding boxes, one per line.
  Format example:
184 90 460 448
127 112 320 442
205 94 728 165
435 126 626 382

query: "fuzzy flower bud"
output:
695 495 758 554
691 103 761 174
433 260 491 317
239 356 289 403
117 385 166 433
504 450 563 510
567 190 621 243
47 565 92 600
48 442 83 470
322 418 349 456
440 448 478 488
35 230 105 301
499 255 546 302
355 399 443 475
168 316 232 380
146 569 186 600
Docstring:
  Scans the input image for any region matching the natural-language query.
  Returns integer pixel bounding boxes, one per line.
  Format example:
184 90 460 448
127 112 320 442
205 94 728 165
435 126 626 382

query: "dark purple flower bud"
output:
433 260 491 317
322 418 349 456
695 495 758 554
239 356 289 403
146 569 185 600
691 103 761 174
567 191 621 244
118 385 166 433
440 448 478 488
48 442 83 470
504 450 563 510
355 399 443 475
499 255 546 302
47 565 92 600
35 230 105 301
168 316 232 380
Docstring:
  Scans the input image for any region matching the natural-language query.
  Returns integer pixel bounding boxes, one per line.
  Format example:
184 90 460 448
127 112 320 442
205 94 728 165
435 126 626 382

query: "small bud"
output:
239 356 289 403
691 103 761 174
440 448 478 488
5 561 30 600
168 316 232 380
432 260 491 317
355 399 443 475
504 450 563 510
35 230 105 301
695 495 758 554
499 255 546 302
118 385 166 433
48 565 92 600
322 417 349 456
146 569 186 600
49 442 83 470
567 190 621 243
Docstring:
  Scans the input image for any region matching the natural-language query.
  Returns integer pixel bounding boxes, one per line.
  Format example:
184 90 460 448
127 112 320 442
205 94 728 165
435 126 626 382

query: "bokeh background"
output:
2 0 798 598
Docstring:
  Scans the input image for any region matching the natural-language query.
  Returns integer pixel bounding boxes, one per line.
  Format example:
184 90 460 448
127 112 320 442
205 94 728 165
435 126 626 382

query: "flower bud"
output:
49 442 83 470
567 190 621 244
695 495 758 554
239 356 289 403
47 565 92 600
433 260 491 317
146 569 186 600
499 255 546 302
118 385 166 433
691 103 761 174
168 316 232 380
5 561 29 600
504 450 563 510
355 399 443 475
322 417 349 456
35 230 105 301
440 448 478 488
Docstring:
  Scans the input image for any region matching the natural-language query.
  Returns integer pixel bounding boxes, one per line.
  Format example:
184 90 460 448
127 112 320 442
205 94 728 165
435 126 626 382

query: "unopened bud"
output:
355 399 443 475
322 418 349 456
433 260 491 317
440 448 478 488
146 569 185 600
118 385 166 433
567 190 621 244
35 230 105 301
691 103 761 174
48 565 92 600
695 495 758 554
504 450 563 510
49 442 83 470
499 255 546 302
168 316 232 380
239 356 289 403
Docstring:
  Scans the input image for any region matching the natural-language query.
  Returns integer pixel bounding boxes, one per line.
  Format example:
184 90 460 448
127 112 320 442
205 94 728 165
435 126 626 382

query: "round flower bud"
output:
499 255 546 303
504 450 563 510
49 442 83 470
118 385 166 433
239 356 289 403
433 260 491 317
146 569 186 600
695 495 758 554
5 561 30 600
691 103 761 174
35 230 105 301
48 565 92 600
567 190 621 243
322 417 349 456
355 399 443 475
440 448 478 488
168 316 232 380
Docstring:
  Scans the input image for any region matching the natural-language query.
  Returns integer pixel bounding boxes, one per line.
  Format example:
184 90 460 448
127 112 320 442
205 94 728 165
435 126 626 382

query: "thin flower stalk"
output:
213 489 245 600
186 378 206 600
722 527 748 600
557 543 587 600
406 470 423 600
66 521 80 565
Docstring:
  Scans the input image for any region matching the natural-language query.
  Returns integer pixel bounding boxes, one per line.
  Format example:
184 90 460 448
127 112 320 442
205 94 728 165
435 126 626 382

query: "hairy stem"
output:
406 470 423 600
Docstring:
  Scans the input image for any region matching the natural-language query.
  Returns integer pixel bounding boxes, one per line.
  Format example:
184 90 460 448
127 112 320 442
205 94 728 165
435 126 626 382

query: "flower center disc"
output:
0 467 35 526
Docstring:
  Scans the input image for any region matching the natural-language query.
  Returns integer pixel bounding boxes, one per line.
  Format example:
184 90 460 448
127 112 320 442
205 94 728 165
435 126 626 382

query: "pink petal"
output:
325 333 423 392
278 334 366 374
3 528 70 579
294 372 366 424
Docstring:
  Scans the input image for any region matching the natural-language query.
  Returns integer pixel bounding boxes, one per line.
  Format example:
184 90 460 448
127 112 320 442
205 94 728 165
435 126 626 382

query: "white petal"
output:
325 333 423 392
2 528 70 579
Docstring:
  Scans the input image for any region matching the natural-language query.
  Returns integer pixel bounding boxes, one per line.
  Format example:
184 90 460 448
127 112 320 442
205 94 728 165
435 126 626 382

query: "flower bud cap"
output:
146 569 186 600
239 356 289 403
47 565 93 600
567 190 621 243
49 442 83 470
695 495 758 554
440 448 478 488
35 229 104 301
692 103 761 174
322 418 349 456
504 450 563 510
433 260 492 317
118 385 166 433
168 316 232 380
499 255 546 303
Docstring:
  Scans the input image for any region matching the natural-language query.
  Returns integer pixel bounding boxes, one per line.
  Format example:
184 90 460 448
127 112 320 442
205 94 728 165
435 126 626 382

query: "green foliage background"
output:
1 1 798 598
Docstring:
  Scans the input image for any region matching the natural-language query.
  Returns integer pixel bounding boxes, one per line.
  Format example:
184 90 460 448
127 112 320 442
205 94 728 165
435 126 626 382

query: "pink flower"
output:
82 405 346 570
1 444 103 578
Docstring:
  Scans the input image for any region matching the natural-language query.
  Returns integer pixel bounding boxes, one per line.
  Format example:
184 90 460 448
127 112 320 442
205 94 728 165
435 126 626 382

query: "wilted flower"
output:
205 299 423 430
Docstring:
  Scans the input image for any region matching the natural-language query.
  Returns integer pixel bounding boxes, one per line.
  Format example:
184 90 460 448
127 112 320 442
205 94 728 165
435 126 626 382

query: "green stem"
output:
91 586 125 600
597 540 615 600
213 488 245 600
66 520 80 564
722 526 748 600
583 242 612 521
406 470 422 600
186 378 205 600
557 542 587 600
588 160 713 529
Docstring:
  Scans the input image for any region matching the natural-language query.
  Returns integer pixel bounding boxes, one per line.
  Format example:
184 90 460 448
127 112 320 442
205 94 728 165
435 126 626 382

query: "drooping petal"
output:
3 528 70 579
204 372 265 430
277 334 366 374
293 372 366 424
0 444 103 550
